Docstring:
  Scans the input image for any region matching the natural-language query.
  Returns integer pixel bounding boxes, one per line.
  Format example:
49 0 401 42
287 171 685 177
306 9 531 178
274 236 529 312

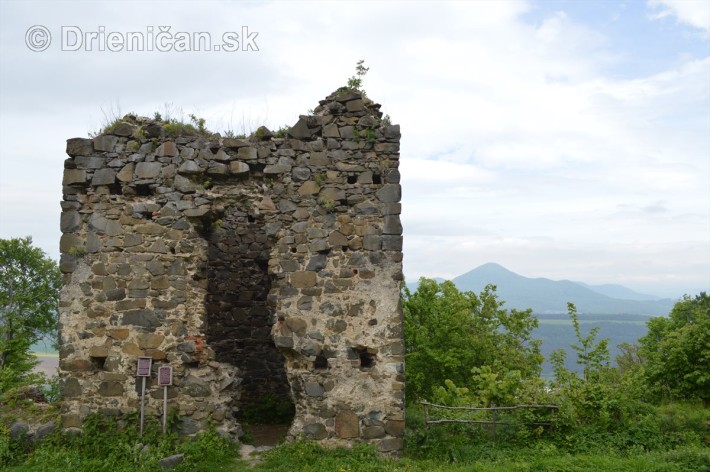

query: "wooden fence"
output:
420 401 559 440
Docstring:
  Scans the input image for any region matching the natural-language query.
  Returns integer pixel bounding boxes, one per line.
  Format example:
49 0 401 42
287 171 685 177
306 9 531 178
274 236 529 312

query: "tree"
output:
0 236 62 391
639 292 710 403
403 278 542 402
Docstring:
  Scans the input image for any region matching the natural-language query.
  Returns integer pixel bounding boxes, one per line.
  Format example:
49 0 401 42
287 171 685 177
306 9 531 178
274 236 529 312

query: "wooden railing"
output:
420 401 559 440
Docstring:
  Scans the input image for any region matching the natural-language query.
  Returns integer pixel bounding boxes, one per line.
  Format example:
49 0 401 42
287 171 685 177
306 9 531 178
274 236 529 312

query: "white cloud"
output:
0 0 708 299
648 0 710 33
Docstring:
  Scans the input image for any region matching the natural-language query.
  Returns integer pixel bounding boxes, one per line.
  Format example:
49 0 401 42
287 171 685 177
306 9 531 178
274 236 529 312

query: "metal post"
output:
157 365 172 435
163 385 167 434
140 376 146 436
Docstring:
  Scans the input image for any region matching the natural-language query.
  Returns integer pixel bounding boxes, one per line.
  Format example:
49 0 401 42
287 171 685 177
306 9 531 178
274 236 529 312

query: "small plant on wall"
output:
347 59 369 93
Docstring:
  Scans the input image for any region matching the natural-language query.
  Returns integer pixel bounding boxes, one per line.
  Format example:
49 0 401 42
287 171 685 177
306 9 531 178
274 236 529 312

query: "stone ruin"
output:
58 89 405 452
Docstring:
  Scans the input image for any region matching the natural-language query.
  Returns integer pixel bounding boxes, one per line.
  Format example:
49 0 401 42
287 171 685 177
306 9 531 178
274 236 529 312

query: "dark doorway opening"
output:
204 199 294 443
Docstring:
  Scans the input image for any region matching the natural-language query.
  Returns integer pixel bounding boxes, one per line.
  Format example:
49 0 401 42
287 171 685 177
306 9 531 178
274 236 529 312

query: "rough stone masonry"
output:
58 89 405 452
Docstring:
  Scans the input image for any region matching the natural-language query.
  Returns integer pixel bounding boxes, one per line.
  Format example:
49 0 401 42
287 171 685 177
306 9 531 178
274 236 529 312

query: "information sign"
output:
137 357 152 377
158 366 173 386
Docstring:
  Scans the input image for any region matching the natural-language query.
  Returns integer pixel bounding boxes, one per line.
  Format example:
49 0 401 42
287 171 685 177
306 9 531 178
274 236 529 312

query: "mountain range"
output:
418 263 676 315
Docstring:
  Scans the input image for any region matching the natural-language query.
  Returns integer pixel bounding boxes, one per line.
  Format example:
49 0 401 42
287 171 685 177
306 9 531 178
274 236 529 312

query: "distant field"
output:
30 339 57 355
538 318 648 325
534 313 654 377
30 339 59 376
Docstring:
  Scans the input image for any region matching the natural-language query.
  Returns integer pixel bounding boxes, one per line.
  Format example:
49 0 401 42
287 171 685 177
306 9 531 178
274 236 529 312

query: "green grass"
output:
236 441 709 471
3 402 708 471
5 432 708 471
2 414 240 472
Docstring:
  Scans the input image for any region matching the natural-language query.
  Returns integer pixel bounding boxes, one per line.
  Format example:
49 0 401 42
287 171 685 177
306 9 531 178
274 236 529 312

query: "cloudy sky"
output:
0 0 708 298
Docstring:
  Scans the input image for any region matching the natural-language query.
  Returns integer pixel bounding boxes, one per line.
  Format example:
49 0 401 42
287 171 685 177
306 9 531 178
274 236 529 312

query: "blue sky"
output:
525 1 707 77
0 0 708 298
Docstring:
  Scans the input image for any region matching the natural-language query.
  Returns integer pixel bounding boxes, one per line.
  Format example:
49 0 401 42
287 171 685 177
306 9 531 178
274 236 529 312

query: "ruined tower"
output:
58 89 405 452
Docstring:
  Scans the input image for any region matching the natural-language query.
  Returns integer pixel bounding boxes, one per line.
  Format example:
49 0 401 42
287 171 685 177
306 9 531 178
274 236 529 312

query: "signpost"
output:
136 357 152 435
157 365 173 434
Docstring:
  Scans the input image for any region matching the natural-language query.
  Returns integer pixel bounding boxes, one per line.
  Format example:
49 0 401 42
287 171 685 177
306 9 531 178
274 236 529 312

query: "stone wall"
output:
58 89 404 452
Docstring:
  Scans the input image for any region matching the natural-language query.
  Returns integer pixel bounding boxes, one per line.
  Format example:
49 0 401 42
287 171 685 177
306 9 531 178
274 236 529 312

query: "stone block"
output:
346 100 364 112
385 169 401 184
285 317 307 336
223 138 249 149
362 426 386 439
135 162 162 179
105 288 125 301
98 381 124 396
264 163 291 174
93 135 119 152
156 141 178 157
63 169 86 185
376 184 401 203
362 235 381 251
385 420 404 437
304 382 324 397
306 254 327 271
111 122 134 137
59 233 81 253
158 453 184 469
291 271 316 288
274 336 294 349
60 378 82 397
288 117 317 139
303 423 327 439
88 346 109 358
322 123 340 138
382 235 403 251
237 146 257 160
383 215 403 235
122 342 143 356
61 414 82 429
60 211 81 233
229 161 249 174
34 421 56 442
335 410 359 438
178 160 201 174
66 138 93 156
182 376 210 397
384 125 401 139
292 167 311 181
173 174 196 193
138 333 164 349
91 168 116 186
378 438 403 452
122 309 161 328
108 328 130 340
75 155 106 169
60 358 93 371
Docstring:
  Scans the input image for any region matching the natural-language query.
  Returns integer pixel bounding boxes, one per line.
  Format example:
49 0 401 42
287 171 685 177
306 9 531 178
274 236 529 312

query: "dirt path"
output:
244 424 290 446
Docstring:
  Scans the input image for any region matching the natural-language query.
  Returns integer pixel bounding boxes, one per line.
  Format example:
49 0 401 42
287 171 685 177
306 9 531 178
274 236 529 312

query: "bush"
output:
404 279 542 403
5 413 238 471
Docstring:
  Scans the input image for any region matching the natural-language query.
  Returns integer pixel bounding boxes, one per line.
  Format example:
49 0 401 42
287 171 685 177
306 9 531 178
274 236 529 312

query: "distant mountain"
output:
447 263 675 315
574 282 662 301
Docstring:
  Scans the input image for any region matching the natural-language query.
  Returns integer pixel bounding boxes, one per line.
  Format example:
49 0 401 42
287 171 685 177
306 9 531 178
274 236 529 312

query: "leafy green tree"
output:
639 293 710 403
548 303 655 430
0 236 61 391
403 278 542 403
